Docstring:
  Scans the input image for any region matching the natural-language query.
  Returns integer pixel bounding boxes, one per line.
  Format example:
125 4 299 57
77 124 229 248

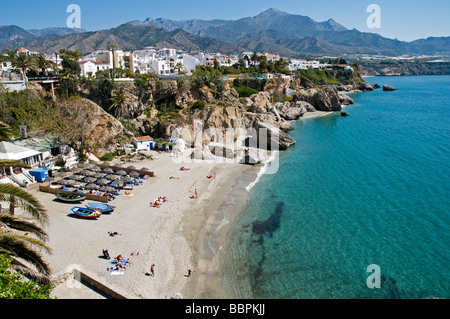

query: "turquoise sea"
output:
220 75 450 299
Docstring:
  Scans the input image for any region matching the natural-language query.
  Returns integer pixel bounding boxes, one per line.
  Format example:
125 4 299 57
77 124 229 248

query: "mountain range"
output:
1 8 449 57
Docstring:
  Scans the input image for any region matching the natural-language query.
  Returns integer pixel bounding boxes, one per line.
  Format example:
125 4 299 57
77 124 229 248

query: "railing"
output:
27 76 58 81
22 171 35 183
9 174 27 188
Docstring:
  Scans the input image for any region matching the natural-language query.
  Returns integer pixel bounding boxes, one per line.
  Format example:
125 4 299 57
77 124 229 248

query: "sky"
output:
0 0 449 42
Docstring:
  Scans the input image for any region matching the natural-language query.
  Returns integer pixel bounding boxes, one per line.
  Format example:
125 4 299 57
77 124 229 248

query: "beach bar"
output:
28 168 52 183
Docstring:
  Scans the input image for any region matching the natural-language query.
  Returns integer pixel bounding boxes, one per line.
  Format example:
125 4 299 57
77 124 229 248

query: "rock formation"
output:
383 85 396 91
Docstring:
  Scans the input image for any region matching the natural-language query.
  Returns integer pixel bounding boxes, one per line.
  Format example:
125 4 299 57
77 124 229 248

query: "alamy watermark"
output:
167 122 280 175
66 4 81 29
366 4 381 29
366 264 381 289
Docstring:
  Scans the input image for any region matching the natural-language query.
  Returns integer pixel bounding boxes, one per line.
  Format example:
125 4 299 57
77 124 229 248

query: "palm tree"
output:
0 183 51 279
109 87 128 118
0 121 14 141
12 53 35 77
34 55 50 76
69 50 83 62
0 49 16 63
251 52 259 66
174 62 184 74
108 43 118 81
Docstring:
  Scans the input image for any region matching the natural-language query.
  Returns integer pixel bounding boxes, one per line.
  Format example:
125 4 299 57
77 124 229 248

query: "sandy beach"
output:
25 149 259 299
23 110 337 299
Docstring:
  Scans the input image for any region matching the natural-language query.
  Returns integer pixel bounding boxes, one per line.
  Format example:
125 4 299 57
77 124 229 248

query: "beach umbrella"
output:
89 166 101 172
122 176 134 183
74 175 86 181
114 180 124 187
117 170 127 176
67 180 81 187
85 184 100 190
96 179 110 186
57 172 70 178
99 186 115 192
105 174 119 180
129 171 140 177
84 177 96 183
78 163 90 168
93 173 105 178
141 167 149 171
103 168 114 174
57 179 70 185
127 165 137 170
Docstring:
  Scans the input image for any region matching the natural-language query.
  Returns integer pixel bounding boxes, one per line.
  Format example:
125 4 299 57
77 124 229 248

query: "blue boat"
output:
71 207 101 219
86 202 115 214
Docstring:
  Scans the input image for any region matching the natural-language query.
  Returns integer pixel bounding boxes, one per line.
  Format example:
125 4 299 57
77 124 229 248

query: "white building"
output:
289 59 321 71
156 48 177 58
132 136 154 150
151 58 175 75
79 61 111 77
96 49 135 71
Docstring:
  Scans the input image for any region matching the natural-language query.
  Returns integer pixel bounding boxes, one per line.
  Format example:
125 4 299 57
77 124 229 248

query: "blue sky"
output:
1 0 449 42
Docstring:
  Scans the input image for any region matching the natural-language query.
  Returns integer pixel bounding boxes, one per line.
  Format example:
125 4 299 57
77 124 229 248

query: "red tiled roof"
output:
134 136 153 141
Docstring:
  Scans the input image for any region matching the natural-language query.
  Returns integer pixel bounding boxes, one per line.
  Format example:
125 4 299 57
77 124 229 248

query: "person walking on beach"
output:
195 189 198 199
150 264 155 277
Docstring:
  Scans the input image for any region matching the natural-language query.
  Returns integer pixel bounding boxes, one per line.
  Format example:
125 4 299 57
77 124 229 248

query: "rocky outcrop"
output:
57 97 130 157
294 87 342 112
275 101 310 120
338 92 355 105
383 85 396 91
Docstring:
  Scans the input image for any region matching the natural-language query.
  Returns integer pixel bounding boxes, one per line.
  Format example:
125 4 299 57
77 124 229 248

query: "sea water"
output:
219 76 450 299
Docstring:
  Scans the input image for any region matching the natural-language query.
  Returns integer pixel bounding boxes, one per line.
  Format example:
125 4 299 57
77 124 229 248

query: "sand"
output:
26 149 258 299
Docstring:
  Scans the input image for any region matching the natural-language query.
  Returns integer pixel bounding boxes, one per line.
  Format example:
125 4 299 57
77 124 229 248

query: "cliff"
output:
72 72 378 158
3 71 377 160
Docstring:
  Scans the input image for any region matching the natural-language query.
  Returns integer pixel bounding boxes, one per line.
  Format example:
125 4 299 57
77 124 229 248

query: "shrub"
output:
100 153 114 161
191 100 206 110
234 85 258 98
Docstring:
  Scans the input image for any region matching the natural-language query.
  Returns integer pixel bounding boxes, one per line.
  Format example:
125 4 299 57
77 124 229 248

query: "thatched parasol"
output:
85 184 100 190
103 168 114 174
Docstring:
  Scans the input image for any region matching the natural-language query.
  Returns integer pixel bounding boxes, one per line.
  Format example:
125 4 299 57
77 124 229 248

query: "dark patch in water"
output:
252 202 284 238
382 275 401 299
250 202 284 289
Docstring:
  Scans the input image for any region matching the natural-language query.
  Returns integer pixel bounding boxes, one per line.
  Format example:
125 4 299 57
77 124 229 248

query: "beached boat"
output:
56 193 86 202
71 206 101 219
86 202 115 214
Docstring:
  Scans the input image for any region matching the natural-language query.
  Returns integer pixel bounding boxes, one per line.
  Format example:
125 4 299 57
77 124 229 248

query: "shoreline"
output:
28 149 264 299
32 109 342 299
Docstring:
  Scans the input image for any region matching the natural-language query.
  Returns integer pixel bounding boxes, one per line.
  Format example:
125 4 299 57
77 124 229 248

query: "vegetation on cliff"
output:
0 50 370 157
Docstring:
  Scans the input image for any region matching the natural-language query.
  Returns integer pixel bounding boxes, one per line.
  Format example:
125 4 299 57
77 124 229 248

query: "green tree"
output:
33 55 51 75
0 49 16 63
108 43 118 81
11 53 35 88
0 121 14 141
0 254 52 299
108 87 128 118
0 182 51 278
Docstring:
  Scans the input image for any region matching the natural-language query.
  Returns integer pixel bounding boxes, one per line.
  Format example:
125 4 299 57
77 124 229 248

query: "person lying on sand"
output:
170 176 180 179
206 175 215 179
180 166 190 171
108 231 122 237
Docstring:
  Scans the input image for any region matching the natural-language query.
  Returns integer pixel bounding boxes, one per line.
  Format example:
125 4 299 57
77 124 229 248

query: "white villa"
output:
79 61 111 77
289 59 321 71
132 136 154 150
